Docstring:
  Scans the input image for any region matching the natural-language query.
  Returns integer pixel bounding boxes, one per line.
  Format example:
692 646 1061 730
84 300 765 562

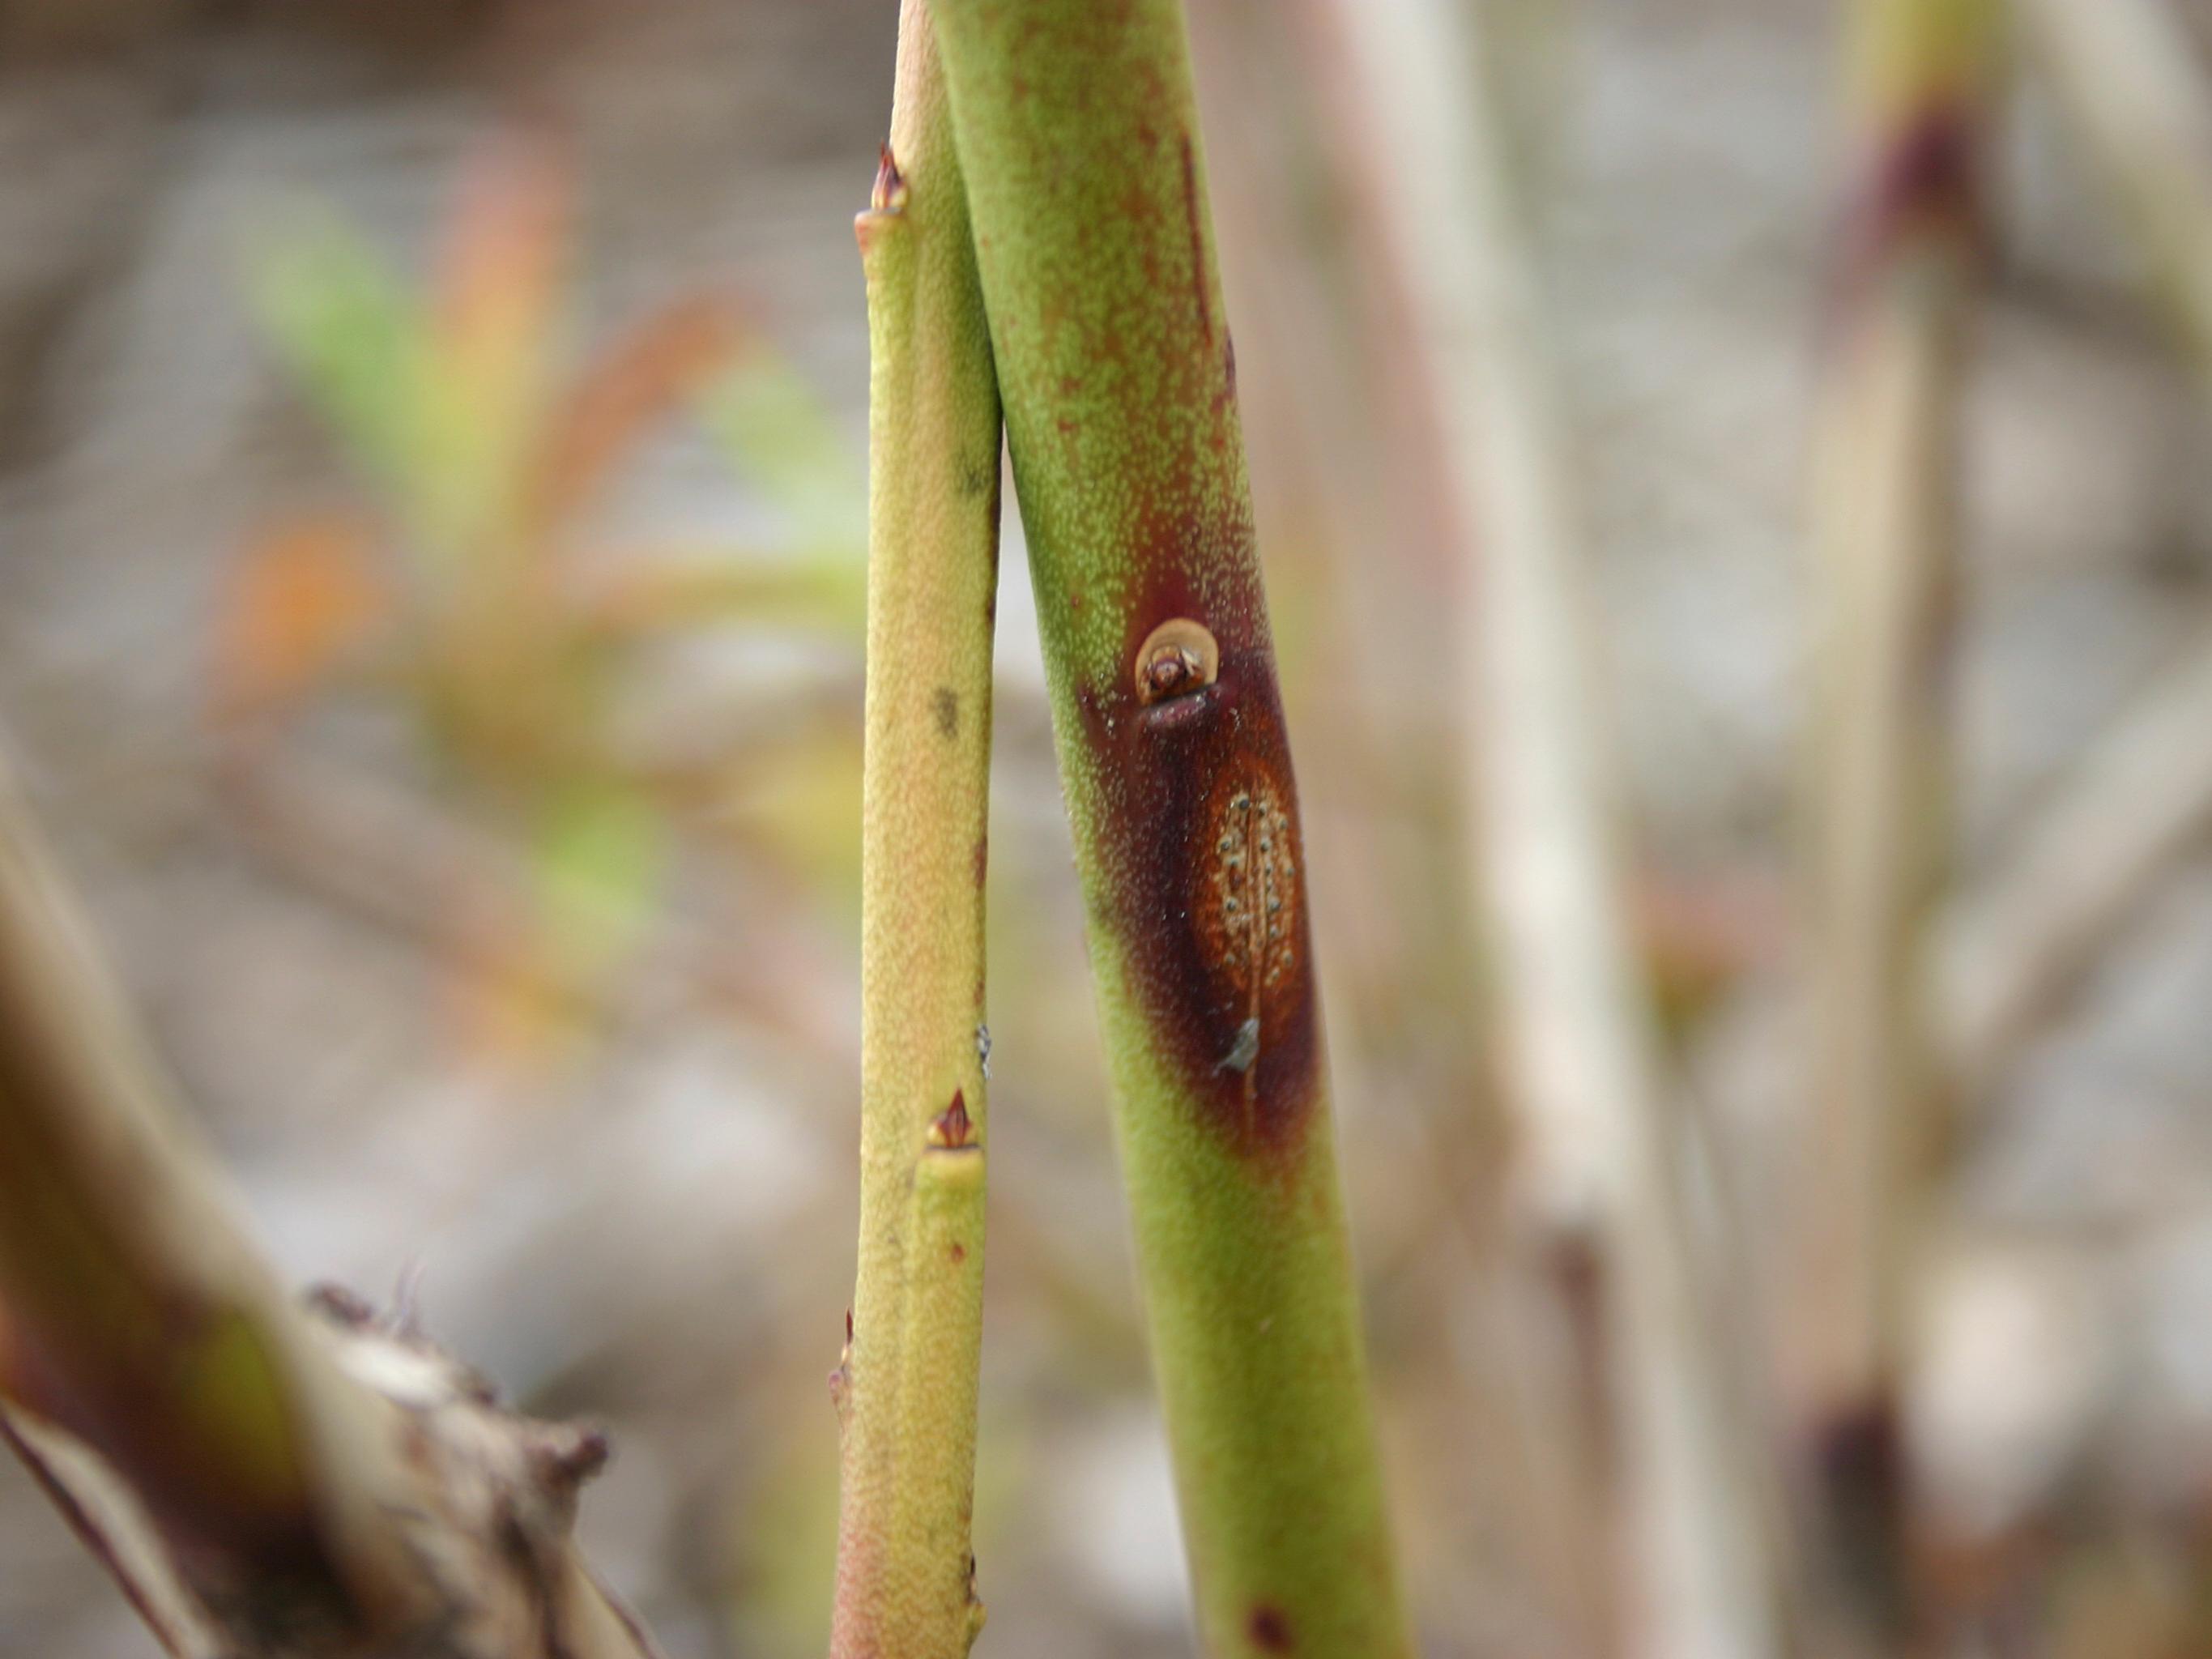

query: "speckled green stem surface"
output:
929 4 1410 1655
829 2 1000 1655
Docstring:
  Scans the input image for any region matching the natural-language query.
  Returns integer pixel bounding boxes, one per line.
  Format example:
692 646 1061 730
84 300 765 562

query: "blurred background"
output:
7 0 2212 1654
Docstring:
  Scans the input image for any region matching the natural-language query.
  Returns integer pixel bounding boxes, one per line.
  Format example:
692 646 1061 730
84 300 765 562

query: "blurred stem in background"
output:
1291 1 1796 1655
928 1 1413 1653
1801 0 1999 1647
829 2 1000 1657
1934 0 2212 1114
2016 0 2212 375
0 752 660 1657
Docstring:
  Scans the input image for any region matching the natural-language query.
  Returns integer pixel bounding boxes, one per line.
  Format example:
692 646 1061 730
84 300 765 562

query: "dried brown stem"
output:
0 749 658 1657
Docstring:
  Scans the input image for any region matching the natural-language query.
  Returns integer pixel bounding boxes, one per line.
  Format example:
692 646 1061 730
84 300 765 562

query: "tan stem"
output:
1290 1 1796 1653
1937 624 2212 1107
1799 0 1997 1643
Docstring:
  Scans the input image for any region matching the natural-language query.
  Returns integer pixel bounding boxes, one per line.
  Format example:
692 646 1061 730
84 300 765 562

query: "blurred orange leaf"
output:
426 135 573 548
212 516 387 723
437 134 571 401
529 293 749 536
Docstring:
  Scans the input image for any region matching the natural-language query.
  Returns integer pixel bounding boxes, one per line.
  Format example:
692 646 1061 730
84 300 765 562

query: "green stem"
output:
928 4 1410 1654
829 2 1000 1654
1802 0 1998 1642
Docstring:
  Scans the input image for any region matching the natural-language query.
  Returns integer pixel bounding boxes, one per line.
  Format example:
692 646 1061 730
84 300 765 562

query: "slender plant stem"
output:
1929 0 2212 1110
1937 621 2212 1109
2015 0 2212 376
829 3 1000 1654
1290 2 1796 1654
1801 0 1999 1643
927 3 1411 1654
0 751 658 1657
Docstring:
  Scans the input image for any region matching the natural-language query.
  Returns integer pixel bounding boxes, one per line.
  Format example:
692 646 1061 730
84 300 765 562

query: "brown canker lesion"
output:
1077 617 1321 1155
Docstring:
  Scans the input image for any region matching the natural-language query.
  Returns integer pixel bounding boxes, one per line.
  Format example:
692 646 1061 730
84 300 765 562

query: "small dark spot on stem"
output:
1248 1605 1294 1652
949 1241 967 1265
933 687 959 739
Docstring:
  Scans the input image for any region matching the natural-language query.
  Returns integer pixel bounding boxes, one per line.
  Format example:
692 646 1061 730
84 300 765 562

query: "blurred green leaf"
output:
532 779 667 979
697 354 866 554
250 215 428 505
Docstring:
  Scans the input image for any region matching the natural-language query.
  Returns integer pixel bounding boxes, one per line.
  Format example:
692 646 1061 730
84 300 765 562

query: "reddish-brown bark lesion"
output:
1075 602 1319 1156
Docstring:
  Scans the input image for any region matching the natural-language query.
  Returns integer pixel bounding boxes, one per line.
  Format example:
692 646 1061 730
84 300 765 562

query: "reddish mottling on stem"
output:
1248 1604 1294 1652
